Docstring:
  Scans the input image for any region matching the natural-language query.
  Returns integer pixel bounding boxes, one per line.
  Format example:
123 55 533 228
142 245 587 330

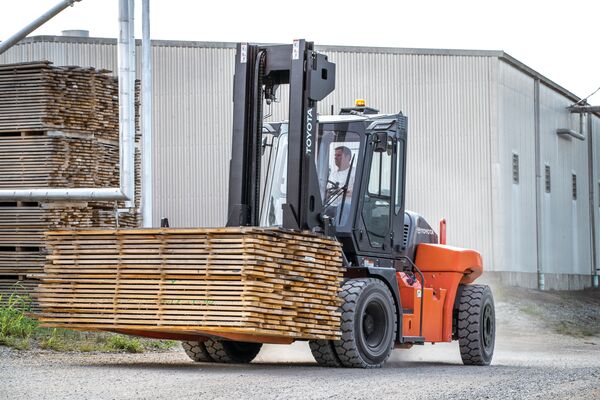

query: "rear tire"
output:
182 341 214 363
333 278 397 368
457 284 495 365
204 339 262 363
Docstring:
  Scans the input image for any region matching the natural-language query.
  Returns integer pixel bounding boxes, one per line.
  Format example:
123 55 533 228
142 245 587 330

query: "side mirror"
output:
373 132 388 152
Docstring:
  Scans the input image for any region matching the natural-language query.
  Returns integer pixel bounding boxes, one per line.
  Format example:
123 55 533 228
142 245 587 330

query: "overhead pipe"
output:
0 0 82 56
141 0 153 226
0 0 135 202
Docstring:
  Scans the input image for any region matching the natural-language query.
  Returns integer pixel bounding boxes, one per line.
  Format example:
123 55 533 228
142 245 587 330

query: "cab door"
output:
355 132 394 255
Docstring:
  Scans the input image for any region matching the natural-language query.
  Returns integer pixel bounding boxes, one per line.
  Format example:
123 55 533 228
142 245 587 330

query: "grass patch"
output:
0 292 38 349
104 334 144 353
0 291 178 353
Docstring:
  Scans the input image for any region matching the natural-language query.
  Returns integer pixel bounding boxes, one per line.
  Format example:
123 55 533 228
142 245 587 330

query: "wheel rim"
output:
482 303 494 349
362 299 387 349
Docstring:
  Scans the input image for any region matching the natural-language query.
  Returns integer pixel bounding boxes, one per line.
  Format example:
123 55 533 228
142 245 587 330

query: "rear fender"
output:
415 243 483 283
415 243 484 342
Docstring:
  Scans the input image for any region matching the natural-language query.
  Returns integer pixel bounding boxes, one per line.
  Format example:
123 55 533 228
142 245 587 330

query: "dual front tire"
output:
182 339 262 364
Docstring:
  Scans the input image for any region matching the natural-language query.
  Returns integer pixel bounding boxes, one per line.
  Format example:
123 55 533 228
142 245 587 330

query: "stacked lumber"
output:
0 62 122 139
0 134 113 188
0 60 142 307
37 228 344 341
0 202 138 276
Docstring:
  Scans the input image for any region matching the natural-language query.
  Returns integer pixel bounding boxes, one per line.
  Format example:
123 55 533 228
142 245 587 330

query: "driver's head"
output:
334 146 352 170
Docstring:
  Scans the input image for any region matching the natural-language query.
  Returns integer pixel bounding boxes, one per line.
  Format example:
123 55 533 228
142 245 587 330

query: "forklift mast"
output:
226 40 335 231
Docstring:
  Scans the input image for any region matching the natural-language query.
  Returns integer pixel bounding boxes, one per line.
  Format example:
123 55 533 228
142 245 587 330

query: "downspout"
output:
534 79 545 290
141 0 153 227
587 113 599 288
118 0 136 208
0 0 82 56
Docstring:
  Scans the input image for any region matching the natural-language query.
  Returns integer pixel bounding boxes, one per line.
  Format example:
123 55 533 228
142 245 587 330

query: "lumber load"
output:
36 228 344 341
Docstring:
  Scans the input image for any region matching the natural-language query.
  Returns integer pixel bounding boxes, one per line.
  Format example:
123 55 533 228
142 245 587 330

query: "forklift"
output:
182 40 495 368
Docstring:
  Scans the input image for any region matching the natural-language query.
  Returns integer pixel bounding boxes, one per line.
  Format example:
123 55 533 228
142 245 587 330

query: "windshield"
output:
260 124 362 228
317 129 361 226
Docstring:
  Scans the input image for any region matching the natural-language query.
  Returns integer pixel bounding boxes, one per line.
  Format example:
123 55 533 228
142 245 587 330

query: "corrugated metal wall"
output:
1 37 598 287
493 61 538 278
538 84 592 285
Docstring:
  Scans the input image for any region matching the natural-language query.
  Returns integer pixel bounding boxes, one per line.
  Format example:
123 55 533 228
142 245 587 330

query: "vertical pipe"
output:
534 79 544 290
118 0 135 208
141 0 153 227
127 0 136 209
587 113 598 287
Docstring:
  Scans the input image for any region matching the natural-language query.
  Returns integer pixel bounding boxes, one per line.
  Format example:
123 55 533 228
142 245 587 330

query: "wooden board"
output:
37 227 344 340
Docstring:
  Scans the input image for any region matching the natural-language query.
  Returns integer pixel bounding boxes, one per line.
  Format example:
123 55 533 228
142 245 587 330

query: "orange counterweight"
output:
398 243 483 343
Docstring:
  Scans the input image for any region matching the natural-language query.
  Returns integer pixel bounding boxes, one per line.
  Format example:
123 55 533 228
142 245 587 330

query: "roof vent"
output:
61 30 89 38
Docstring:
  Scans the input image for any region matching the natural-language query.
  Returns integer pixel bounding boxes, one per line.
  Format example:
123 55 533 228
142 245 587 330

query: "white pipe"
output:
0 188 126 201
118 0 136 208
0 0 82 55
141 0 153 227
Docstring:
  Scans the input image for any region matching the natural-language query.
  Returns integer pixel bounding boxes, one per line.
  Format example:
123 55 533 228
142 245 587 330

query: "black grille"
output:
402 224 410 250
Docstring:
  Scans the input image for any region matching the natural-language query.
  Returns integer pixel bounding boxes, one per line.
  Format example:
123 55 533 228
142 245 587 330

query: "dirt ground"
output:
1 285 599 400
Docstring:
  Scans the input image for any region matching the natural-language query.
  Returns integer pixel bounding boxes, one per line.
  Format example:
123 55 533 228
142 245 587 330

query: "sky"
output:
2 0 600 104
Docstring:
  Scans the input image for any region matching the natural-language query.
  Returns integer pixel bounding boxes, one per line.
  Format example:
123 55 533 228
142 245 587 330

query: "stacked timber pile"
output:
0 61 141 306
37 228 344 340
0 62 119 137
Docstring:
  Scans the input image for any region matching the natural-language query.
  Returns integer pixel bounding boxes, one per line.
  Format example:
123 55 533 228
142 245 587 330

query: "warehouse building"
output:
1 35 598 290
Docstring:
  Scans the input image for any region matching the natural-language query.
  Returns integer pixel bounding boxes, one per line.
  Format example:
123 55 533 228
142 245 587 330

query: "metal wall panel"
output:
493 61 538 273
538 84 592 277
150 45 235 227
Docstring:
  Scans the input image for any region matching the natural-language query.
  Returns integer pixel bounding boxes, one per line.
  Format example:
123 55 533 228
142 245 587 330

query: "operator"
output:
326 145 355 224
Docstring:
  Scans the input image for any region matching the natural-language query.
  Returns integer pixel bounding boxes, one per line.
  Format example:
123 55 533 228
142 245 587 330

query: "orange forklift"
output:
182 40 495 368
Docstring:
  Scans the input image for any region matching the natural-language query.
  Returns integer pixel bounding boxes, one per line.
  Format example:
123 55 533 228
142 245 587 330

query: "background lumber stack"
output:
37 228 344 341
0 61 141 306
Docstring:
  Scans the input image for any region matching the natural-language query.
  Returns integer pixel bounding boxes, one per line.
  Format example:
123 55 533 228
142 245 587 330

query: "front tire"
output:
457 284 495 365
182 341 214 363
204 339 262 363
333 278 397 368
309 339 342 367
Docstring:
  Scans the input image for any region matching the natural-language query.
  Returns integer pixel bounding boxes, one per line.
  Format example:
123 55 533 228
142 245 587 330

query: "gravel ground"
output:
1 287 599 400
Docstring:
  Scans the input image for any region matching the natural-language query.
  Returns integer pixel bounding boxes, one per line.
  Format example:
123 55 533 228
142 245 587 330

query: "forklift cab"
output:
260 112 410 266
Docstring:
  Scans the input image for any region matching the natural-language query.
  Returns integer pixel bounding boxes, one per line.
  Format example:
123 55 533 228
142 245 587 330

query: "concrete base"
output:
480 271 595 291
